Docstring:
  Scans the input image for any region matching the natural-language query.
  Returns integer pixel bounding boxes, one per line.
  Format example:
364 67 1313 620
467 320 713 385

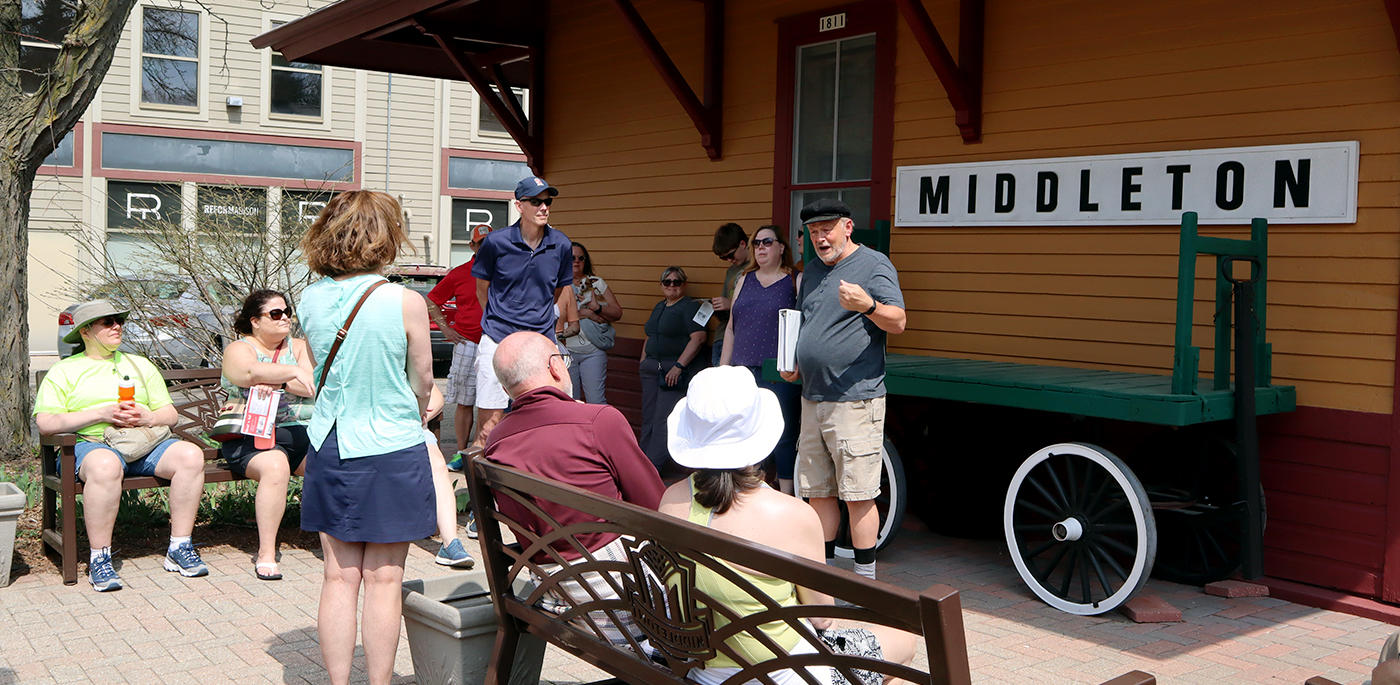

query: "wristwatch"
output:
864 301 878 316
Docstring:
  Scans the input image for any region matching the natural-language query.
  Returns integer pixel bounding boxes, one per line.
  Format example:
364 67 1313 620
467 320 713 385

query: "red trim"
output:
439 148 529 198
771 1 896 231
1387 207 1400 600
1262 576 1400 626
36 121 84 178
893 0 983 143
92 123 361 190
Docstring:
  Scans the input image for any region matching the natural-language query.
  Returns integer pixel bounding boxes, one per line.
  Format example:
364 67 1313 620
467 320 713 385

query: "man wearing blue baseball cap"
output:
470 176 572 447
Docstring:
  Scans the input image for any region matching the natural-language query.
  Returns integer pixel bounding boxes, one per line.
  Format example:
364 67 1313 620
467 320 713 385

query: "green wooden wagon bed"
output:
770 212 1296 615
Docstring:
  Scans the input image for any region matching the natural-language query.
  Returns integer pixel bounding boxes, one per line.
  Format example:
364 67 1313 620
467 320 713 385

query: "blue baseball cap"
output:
514 176 559 200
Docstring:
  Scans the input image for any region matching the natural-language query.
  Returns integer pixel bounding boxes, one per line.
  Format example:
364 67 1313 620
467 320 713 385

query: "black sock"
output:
853 545 876 565
825 540 836 560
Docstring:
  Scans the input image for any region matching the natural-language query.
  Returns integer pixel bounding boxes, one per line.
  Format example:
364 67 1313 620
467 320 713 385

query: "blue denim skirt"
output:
300 428 437 544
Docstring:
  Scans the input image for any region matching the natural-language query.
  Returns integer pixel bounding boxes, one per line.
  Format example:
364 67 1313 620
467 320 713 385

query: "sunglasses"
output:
661 278 685 287
549 352 572 369
719 248 739 261
94 315 127 328
573 255 586 262
522 197 554 207
753 237 778 247
261 307 294 320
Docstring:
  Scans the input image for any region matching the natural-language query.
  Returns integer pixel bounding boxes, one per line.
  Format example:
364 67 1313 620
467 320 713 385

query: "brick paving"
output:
0 517 1395 685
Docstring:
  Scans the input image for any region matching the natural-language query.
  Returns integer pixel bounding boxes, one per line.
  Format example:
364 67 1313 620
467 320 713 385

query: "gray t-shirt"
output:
795 246 904 402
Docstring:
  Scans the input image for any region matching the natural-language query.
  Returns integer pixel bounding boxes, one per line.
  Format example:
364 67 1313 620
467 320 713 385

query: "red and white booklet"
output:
241 386 281 440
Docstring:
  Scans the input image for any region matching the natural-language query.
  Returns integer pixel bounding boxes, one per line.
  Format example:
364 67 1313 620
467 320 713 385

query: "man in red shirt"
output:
485 331 664 644
427 224 490 467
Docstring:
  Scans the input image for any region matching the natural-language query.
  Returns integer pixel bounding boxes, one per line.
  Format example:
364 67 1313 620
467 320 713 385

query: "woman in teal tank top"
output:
219 289 317 582
658 367 915 685
296 190 437 685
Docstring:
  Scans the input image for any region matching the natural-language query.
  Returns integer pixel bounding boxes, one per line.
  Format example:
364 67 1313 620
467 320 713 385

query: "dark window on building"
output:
447 157 531 191
268 20 323 117
141 7 200 107
19 0 75 95
478 87 527 135
198 186 266 235
449 199 509 267
41 130 75 167
282 189 335 227
107 181 183 231
101 132 355 182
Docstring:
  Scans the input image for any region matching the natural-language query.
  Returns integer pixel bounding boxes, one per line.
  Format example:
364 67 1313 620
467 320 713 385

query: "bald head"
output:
494 331 572 398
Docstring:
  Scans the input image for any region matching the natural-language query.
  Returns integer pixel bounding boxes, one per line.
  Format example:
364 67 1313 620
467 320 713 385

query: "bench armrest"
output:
38 433 78 479
39 432 78 447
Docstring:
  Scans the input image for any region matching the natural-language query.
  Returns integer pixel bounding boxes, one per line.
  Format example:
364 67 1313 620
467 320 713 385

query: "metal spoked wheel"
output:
1004 443 1157 615
832 437 908 558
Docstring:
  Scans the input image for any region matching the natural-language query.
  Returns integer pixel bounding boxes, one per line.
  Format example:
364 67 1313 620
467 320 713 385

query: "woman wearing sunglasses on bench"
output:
220 289 317 581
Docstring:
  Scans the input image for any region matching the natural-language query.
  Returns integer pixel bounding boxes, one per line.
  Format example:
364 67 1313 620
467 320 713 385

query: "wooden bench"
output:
465 456 1157 685
36 367 237 586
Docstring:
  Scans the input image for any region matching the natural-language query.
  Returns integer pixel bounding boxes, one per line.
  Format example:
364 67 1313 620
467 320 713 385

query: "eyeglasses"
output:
522 197 554 207
661 278 685 287
94 315 127 328
753 237 777 247
261 307 294 320
549 353 572 369
573 255 586 262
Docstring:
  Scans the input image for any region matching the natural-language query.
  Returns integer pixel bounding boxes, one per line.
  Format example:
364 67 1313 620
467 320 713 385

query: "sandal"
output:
255 561 282 581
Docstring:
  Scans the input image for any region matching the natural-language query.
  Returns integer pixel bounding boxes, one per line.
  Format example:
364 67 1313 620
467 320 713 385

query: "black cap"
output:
800 199 853 225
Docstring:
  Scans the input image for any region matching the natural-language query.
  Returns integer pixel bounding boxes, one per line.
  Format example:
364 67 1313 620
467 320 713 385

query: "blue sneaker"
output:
465 511 478 539
89 551 122 592
164 541 209 577
434 538 476 568
446 451 465 472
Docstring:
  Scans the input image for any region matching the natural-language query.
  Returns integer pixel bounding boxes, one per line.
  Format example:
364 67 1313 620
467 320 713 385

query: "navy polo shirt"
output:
472 221 573 342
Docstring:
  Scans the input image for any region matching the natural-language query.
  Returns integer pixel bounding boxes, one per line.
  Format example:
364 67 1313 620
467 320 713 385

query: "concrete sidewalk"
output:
0 518 1392 685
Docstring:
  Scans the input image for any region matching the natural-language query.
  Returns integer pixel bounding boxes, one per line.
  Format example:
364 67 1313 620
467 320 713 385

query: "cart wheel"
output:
1152 484 1267 586
832 437 908 558
1004 443 1156 615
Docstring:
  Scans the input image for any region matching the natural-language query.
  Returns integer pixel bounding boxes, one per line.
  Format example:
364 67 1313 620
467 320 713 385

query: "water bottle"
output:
117 376 136 403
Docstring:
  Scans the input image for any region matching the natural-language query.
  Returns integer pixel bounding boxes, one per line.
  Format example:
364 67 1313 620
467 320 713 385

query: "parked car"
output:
385 263 455 371
58 277 241 369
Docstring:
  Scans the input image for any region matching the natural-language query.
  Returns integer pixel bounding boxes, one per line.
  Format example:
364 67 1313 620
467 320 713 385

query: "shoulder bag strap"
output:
316 279 389 395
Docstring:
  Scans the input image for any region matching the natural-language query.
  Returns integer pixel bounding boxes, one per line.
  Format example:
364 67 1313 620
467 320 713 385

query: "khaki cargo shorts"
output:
796 396 885 501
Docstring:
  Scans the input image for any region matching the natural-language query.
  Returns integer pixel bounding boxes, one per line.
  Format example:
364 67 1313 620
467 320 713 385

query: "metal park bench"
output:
464 456 1156 685
772 211 1296 615
36 367 237 585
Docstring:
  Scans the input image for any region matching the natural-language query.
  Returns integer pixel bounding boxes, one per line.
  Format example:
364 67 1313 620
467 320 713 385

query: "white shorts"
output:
445 340 479 406
474 334 512 410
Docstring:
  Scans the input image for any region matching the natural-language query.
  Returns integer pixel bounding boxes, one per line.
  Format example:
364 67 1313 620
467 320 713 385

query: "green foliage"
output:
197 477 303 530
0 462 40 506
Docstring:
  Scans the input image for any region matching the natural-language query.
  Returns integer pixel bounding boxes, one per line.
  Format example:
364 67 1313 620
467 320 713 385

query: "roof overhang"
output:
251 0 538 89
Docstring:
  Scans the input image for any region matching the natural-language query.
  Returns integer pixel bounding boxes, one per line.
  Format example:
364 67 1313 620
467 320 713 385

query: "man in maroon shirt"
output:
485 331 663 644
427 223 490 466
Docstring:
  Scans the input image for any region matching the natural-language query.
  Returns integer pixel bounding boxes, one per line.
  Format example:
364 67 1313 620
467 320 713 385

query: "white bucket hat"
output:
668 366 784 470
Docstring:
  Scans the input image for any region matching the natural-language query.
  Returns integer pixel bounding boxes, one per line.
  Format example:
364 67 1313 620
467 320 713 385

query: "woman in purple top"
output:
720 225 802 494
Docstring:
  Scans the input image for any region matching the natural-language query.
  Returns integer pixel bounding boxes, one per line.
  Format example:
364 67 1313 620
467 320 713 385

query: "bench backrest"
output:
36 366 226 458
466 457 974 685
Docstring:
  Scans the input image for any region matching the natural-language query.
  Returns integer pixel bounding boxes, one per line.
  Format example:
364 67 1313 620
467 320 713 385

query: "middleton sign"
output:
894 141 1358 227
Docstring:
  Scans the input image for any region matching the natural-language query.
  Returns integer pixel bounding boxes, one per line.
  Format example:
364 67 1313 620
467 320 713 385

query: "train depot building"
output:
261 0 1400 617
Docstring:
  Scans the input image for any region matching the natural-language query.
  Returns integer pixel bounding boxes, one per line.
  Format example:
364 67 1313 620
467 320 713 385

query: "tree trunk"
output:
0 0 138 460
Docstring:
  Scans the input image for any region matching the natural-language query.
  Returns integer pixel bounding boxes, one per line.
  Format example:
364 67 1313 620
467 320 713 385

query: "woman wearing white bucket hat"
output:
659 366 915 685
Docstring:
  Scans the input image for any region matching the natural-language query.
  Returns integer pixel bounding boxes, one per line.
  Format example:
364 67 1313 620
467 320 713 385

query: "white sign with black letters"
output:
895 141 1358 226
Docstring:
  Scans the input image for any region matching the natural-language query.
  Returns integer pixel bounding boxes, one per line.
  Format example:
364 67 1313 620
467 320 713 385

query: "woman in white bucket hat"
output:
658 366 915 685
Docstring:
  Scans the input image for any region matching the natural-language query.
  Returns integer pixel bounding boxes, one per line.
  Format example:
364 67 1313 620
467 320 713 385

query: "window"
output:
19 0 75 95
281 190 335 228
101 132 355 182
105 181 184 267
268 20 323 118
773 4 894 247
449 199 509 267
447 157 531 192
477 87 528 137
140 7 200 108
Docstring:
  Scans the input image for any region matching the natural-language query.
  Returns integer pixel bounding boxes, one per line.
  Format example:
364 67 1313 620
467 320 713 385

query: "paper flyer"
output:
241 387 281 439
777 309 801 373
693 300 715 326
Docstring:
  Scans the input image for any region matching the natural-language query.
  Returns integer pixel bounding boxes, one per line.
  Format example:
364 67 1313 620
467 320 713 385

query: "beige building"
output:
24 0 527 355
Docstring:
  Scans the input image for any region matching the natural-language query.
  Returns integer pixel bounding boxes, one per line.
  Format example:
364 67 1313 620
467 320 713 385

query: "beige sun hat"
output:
667 366 784 470
63 299 130 344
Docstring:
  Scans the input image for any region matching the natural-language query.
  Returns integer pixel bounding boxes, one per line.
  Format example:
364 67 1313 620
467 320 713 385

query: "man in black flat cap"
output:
779 199 906 581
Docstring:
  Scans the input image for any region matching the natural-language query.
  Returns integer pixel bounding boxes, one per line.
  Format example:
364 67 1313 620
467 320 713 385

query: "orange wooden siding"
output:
546 0 1400 416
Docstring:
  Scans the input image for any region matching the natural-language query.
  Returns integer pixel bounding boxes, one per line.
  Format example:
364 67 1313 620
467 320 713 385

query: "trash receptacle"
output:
0 482 26 589
401 570 546 685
